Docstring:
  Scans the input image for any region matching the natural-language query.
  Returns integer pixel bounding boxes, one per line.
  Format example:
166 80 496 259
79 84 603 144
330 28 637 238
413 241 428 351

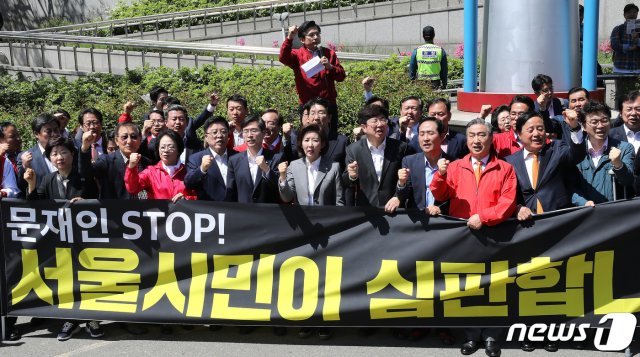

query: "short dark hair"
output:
148 109 165 120
490 104 510 132
155 130 185 158
509 95 535 112
0 122 17 140
161 96 181 107
53 108 71 120
515 111 545 133
619 90 640 111
426 97 451 113
568 86 590 99
203 116 230 133
401 96 424 110
165 104 188 120
298 20 321 39
227 94 248 109
44 137 76 159
296 124 328 157
107 130 116 142
303 97 330 113
531 74 553 94
31 113 59 133
418 116 444 135
581 100 611 121
78 108 103 125
261 108 283 126
365 96 390 111
242 114 266 131
624 4 639 15
149 86 168 103
358 104 389 125
115 122 142 137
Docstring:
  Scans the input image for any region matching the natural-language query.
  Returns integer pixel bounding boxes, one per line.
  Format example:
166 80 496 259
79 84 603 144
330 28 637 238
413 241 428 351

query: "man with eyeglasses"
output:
280 20 346 138
18 113 62 195
185 116 239 201
610 90 640 154
532 74 566 126
343 104 412 212
492 95 536 159
570 100 635 205
409 97 468 159
74 108 107 162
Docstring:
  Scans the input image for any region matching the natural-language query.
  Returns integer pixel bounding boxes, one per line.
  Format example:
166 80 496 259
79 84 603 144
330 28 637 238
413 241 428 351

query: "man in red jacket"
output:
430 118 517 357
279 20 346 137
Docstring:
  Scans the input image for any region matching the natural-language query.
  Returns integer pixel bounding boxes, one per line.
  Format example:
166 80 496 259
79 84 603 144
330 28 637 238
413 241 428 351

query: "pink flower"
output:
599 40 612 54
325 40 337 52
453 43 464 59
337 43 345 52
272 40 279 48
399 51 411 56
236 38 246 46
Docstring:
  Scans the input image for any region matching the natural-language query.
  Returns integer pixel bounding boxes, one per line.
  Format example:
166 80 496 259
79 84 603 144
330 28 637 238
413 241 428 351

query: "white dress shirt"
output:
624 125 640 153
367 139 386 182
306 157 321 205
210 148 229 186
38 143 57 173
247 149 265 185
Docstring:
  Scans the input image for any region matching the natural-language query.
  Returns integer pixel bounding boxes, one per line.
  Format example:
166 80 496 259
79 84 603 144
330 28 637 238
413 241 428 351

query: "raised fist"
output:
437 158 450 176
128 153 141 168
201 155 213 172
347 161 359 180
397 168 410 187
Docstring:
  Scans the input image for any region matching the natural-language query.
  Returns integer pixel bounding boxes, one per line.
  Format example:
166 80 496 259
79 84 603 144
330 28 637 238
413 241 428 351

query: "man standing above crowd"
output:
409 26 448 89
611 3 640 74
430 118 517 357
280 20 346 137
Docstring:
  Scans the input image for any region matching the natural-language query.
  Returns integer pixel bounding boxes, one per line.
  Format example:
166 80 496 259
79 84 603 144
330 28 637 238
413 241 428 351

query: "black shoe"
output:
544 342 558 352
318 328 333 340
119 322 148 335
520 340 535 352
461 340 480 355
298 327 314 338
238 326 255 334
484 341 501 357
273 327 287 336
7 329 21 341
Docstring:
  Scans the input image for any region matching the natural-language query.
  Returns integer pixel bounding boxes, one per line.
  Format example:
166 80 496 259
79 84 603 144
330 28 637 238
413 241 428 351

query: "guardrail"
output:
24 0 469 40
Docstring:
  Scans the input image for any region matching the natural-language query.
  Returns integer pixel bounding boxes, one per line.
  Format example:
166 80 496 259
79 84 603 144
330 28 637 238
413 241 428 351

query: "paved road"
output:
0 317 632 356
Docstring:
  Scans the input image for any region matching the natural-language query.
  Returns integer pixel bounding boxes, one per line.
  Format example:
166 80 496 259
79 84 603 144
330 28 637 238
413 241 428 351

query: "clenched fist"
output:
255 155 269 173
278 161 288 181
562 109 580 130
397 168 410 187
82 130 98 152
437 158 450 176
347 161 359 180
128 153 141 168
609 146 622 169
21 151 33 169
201 155 213 172
287 25 298 40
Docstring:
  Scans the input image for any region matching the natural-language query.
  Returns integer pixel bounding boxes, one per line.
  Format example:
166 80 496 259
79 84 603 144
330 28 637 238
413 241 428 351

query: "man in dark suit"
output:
343 104 412 212
17 113 62 195
286 98 348 170
81 122 151 200
397 116 453 213
227 115 283 203
610 90 640 155
410 97 468 159
165 104 207 164
185 116 238 201
73 108 108 159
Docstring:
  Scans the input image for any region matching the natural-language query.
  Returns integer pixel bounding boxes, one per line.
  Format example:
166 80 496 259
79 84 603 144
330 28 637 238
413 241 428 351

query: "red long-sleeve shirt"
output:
279 37 346 104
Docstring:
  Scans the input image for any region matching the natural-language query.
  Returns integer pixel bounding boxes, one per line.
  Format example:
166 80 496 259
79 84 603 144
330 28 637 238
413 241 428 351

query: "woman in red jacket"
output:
125 129 196 202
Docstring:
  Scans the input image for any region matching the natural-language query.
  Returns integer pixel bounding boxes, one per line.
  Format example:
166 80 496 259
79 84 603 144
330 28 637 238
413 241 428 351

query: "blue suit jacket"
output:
409 129 468 159
184 148 239 201
396 151 453 210
227 149 283 203
505 133 585 212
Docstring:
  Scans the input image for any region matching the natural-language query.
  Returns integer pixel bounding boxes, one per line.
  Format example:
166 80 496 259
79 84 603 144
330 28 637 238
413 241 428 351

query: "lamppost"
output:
273 12 290 41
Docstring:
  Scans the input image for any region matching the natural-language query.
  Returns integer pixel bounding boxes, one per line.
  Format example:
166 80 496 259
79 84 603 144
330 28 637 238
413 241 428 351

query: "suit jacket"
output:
397 152 454 210
342 137 411 207
27 168 98 200
227 149 283 203
610 125 629 143
409 129 468 159
184 148 238 201
17 145 56 195
505 134 585 212
84 149 151 199
279 155 344 206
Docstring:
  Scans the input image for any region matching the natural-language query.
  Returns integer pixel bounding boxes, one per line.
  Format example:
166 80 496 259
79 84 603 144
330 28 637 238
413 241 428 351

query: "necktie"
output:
531 153 543 213
7 153 17 173
474 161 482 185
91 143 99 162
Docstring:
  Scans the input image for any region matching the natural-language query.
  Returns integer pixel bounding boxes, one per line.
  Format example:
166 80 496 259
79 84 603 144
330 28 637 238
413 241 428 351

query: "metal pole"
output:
40 44 45 68
90 46 95 72
172 16 176 40
204 10 208 36
107 48 112 73
8 42 13 66
463 0 478 92
188 12 192 38
155 17 160 40
73 45 77 71
57 44 61 69
25 43 30 67
582 0 599 90
125 20 129 37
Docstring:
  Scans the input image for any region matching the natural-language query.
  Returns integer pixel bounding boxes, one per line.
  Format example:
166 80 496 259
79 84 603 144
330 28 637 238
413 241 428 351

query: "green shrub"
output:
0 57 441 146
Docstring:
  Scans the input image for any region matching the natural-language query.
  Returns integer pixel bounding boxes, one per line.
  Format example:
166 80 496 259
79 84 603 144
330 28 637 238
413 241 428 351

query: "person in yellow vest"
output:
409 26 448 89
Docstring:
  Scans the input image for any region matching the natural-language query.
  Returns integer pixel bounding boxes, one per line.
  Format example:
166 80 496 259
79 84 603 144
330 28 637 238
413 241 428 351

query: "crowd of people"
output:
1 18 639 357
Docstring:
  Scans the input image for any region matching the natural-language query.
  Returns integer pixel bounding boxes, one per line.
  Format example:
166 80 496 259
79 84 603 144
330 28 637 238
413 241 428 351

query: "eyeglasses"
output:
83 121 102 128
119 134 139 141
159 145 177 152
367 118 389 125
586 117 610 127
206 129 229 136
305 32 321 38
242 128 262 135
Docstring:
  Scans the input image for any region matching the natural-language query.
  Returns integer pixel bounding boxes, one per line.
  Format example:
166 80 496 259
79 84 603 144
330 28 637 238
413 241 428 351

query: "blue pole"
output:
463 0 478 92
582 0 599 90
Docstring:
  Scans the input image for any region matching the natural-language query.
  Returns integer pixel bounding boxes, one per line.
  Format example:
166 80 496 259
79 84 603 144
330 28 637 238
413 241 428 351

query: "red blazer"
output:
492 130 521 159
279 38 346 104
430 154 517 226
125 161 197 200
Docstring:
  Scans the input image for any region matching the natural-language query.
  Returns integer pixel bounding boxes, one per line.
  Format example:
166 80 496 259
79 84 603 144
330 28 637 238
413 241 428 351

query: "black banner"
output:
2 198 640 327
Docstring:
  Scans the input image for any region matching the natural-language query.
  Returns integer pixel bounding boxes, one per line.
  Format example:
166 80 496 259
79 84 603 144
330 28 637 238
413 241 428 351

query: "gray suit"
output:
279 156 344 206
